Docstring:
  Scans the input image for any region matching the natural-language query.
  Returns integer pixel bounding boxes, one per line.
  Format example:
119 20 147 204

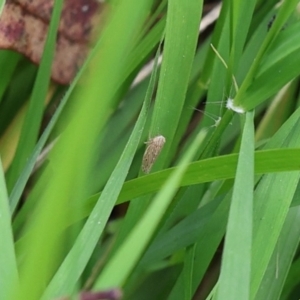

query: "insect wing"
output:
142 135 166 173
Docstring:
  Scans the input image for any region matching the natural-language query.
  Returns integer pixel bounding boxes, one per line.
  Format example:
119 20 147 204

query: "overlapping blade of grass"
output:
140 196 223 265
111 0 203 259
263 105 300 149
9 54 101 214
217 111 254 300
0 0 4 16
0 159 18 299
255 83 296 142
172 37 210 130
10 7 165 219
229 0 256 74
0 51 20 103
192 2 231 131
118 149 300 203
12 147 300 234
8 11 149 215
183 244 196 300
234 0 299 110
255 205 300 299
149 0 203 166
250 114 300 298
16 1 153 299
0 62 37 144
9 68 84 214
167 193 230 299
88 18 166 191
281 255 300 299
251 171 300 299
93 129 207 290
236 7 274 83
6 0 64 191
43 24 161 299
238 22 300 111
188 32 232 153
44 84 150 298
123 15 166 80
79 148 300 214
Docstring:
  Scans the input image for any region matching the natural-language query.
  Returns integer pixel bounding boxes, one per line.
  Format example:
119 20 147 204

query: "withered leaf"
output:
14 0 101 43
0 0 103 84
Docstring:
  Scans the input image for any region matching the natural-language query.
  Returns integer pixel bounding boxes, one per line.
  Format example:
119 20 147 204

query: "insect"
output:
142 135 166 174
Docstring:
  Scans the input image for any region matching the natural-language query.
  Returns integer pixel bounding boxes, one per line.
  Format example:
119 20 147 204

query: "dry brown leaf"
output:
14 0 101 43
0 0 103 84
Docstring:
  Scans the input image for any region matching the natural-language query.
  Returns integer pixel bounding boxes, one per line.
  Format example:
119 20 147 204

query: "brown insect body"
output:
142 135 166 174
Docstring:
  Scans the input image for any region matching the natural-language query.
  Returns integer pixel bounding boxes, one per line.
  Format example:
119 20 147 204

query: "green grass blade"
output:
0 0 5 16
16 1 153 299
281 254 300 299
229 0 256 74
251 119 300 298
183 244 196 300
0 158 18 299
0 51 20 103
141 196 224 266
43 24 161 299
116 148 300 203
108 0 203 258
149 0 203 167
93 129 207 290
76 148 300 225
234 0 299 109
8 34 102 214
255 205 300 299
44 87 150 299
6 0 64 191
167 194 230 299
217 111 254 300
8 4 165 216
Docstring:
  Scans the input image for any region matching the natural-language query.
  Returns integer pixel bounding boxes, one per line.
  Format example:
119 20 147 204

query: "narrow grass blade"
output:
9 5 164 216
6 0 64 190
112 0 204 255
235 0 299 109
79 148 300 222
93 129 207 289
167 194 230 300
9 36 99 214
0 0 4 16
229 0 256 73
0 51 20 103
43 26 161 299
281 255 300 299
141 196 223 265
255 205 300 299
149 0 203 168
16 1 153 299
217 111 254 300
251 118 300 298
0 158 18 299
183 244 196 300
44 89 150 299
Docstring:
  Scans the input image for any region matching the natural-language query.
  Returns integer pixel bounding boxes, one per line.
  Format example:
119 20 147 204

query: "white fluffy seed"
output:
226 98 245 114
142 135 166 173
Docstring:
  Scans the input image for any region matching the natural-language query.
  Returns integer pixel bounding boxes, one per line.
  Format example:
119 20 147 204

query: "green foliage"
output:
1 0 300 299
